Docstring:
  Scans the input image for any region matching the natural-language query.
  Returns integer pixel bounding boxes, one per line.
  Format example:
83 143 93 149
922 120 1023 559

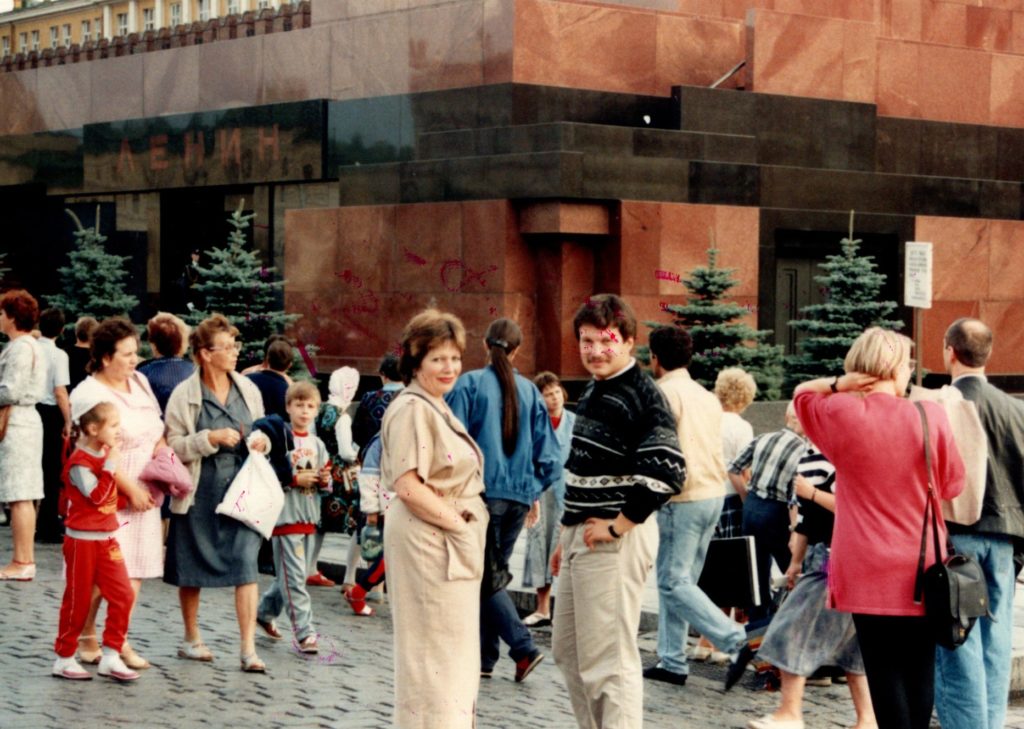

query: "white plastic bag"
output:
215 451 284 539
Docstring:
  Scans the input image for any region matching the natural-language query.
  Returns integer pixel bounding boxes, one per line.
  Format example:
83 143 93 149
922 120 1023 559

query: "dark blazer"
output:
953 375 1024 540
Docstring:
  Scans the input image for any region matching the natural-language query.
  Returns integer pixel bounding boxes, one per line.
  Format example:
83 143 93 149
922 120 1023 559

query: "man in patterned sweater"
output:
551 294 687 729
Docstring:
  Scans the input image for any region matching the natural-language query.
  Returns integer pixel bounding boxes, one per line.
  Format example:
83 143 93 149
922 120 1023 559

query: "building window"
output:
2 37 9 58
49 26 58 49
257 0 270 8
117 12 128 36
18 33 26 53
198 0 210 21
31 30 39 52
143 8 155 31
170 2 181 26
62 24 72 47
81 20 91 42
95 18 102 40
228 0 239 14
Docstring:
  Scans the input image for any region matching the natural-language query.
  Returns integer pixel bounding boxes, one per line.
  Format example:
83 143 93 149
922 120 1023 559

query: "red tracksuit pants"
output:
54 537 135 658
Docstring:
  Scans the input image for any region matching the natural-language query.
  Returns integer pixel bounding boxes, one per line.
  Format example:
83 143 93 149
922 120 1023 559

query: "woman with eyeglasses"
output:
164 314 270 673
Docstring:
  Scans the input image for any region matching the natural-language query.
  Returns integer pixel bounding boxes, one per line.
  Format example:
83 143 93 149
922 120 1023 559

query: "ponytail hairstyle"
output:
72 401 118 443
485 318 523 457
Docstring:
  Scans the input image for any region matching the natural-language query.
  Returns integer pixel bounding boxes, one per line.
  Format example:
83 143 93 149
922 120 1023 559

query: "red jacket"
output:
61 448 119 533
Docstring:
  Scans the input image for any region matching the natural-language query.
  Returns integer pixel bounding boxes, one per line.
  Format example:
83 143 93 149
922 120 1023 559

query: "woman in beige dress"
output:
381 309 489 729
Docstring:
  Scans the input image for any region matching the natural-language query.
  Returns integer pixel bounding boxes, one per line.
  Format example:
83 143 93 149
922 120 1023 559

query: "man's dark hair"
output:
378 353 401 382
648 325 693 371
572 293 636 341
266 339 293 372
38 308 66 339
944 318 993 369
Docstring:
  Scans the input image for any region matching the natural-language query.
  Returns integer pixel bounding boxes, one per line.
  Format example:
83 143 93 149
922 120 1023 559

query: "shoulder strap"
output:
913 402 943 603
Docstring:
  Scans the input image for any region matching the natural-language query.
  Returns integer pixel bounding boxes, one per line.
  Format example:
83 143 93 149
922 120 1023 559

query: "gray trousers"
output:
552 518 657 729
258 532 316 642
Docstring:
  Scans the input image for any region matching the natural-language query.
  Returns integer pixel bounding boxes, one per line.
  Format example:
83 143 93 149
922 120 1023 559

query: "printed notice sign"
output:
905 242 933 309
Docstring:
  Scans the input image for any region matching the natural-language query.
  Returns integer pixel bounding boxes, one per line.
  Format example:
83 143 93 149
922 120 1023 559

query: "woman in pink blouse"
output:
793 327 965 729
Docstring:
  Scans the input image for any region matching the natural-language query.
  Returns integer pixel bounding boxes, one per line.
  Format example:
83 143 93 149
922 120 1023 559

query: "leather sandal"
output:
240 652 266 673
77 636 102 665
120 641 151 670
0 560 36 581
177 640 214 662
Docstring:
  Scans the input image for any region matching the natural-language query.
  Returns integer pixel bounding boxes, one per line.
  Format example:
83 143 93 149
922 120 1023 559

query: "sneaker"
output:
98 651 140 681
522 612 552 628
725 643 756 691
306 571 336 587
514 651 544 682
299 635 319 654
52 656 92 680
257 618 283 640
747 715 804 729
642 665 688 686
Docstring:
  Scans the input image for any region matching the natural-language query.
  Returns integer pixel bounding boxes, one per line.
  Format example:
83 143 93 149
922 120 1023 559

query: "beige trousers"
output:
552 518 658 729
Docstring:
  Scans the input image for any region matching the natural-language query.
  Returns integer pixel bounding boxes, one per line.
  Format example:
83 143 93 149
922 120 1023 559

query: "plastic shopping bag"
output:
215 451 284 539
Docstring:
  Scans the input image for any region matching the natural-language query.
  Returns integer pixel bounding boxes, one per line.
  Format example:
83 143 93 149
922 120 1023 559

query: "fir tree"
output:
655 242 784 401
784 211 903 391
51 207 139 321
188 201 299 368
0 252 9 286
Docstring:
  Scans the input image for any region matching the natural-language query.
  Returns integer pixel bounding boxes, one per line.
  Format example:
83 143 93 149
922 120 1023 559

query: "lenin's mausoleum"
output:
2 0 1024 381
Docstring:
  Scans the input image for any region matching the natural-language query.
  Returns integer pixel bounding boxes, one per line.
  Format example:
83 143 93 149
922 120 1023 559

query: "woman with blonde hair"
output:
714 367 757 539
381 308 489 728
793 327 965 729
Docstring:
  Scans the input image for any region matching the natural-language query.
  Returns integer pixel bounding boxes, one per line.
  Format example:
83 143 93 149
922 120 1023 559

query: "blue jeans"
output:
481 498 536 670
742 492 792 621
655 499 747 675
934 533 1015 729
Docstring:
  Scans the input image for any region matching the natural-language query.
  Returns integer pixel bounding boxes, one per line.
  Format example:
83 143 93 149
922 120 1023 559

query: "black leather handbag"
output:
912 403 990 650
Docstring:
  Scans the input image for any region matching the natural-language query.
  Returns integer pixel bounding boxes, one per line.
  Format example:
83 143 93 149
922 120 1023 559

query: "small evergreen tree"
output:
188 202 299 368
0 252 9 286
655 242 784 401
52 207 139 321
784 211 903 391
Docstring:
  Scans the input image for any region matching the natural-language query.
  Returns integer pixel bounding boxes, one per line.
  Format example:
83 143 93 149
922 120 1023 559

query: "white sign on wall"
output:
905 241 933 309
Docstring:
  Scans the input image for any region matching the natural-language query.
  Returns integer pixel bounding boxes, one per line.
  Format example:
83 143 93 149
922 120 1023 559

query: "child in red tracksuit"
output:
52 402 139 682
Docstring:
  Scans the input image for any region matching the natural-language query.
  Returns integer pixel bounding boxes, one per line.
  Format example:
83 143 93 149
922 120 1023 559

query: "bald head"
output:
944 318 992 369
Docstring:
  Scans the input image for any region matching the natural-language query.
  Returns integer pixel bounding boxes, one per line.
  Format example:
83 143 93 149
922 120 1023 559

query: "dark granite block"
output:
911 177 980 217
445 151 583 201
509 85 671 129
633 128 705 161
676 85 757 136
761 166 913 214
979 180 1020 219
328 96 413 168
876 117 922 176
566 123 634 155
478 126 512 156
408 86 485 133
995 129 1024 181
689 161 759 206
581 154 688 202
415 129 478 160
399 158 449 202
755 94 875 172
337 163 400 205
508 124 566 155
917 122 997 180
702 132 758 164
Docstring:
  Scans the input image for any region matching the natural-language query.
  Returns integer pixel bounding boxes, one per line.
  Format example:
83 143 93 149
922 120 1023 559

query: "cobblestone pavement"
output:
3 528 1024 728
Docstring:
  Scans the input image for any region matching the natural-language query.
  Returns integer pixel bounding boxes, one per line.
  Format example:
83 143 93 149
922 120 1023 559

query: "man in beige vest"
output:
644 325 752 688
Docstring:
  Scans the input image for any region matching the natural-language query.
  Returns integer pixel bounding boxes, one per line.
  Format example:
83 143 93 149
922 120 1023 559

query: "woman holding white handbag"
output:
164 314 270 673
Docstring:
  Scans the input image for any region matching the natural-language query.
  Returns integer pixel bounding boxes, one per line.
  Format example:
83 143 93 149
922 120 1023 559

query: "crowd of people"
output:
0 285 1021 729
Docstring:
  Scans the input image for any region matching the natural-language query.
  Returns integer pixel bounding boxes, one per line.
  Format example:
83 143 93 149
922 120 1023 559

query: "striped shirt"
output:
794 445 836 545
728 427 805 504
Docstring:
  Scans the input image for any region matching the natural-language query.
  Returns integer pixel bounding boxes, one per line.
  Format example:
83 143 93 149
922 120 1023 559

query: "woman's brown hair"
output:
147 312 190 358
398 309 466 385
0 289 39 332
189 314 240 366
486 318 523 457
88 317 138 374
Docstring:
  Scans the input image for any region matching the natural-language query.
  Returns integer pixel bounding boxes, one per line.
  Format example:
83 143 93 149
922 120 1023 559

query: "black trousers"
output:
36 403 66 543
853 613 936 729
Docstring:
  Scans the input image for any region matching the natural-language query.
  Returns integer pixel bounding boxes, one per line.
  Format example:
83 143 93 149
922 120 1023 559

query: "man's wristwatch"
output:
608 523 622 539
829 376 840 394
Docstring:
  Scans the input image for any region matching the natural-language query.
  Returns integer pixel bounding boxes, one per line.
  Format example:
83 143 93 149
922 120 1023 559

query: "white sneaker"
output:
52 655 92 680
98 651 140 681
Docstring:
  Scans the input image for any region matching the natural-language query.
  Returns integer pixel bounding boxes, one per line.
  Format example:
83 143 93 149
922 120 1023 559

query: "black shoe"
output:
642 665 687 686
724 643 756 691
481 667 493 678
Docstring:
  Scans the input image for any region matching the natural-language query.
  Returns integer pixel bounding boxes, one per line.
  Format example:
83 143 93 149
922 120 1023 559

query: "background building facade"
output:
1 0 1022 383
